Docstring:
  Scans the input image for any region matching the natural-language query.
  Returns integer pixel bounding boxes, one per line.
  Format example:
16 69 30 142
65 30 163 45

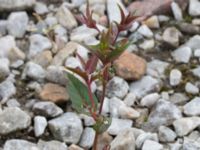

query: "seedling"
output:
65 2 139 150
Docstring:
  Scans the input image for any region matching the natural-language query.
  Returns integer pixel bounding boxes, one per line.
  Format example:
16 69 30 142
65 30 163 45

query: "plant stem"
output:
86 79 96 112
99 65 109 114
93 132 98 150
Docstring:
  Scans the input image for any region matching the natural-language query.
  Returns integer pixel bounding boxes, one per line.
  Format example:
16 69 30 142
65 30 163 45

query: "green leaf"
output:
93 116 112 134
107 39 130 61
66 73 98 113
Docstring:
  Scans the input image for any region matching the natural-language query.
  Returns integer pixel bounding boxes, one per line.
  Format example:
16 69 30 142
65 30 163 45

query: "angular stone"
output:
173 117 200 136
142 140 163 150
29 34 52 59
22 62 46 82
189 0 200 16
140 93 160 108
39 83 69 103
183 97 200 116
144 99 182 132
79 127 95 149
172 46 192 63
107 118 133 135
34 116 47 137
185 82 199 94
7 11 29 38
4 140 38 150
38 140 67 150
46 66 68 86
170 69 182 86
163 27 180 47
106 77 129 99
158 126 177 142
0 107 31 135
33 101 63 118
114 51 146 80
56 3 77 30
110 129 135 150
130 76 161 99
48 112 83 144
0 0 35 11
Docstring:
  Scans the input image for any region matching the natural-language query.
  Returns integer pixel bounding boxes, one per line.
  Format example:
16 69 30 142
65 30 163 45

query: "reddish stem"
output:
86 79 96 113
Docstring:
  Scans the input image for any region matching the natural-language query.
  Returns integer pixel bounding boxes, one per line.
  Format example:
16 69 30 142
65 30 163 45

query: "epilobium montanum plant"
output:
65 2 139 150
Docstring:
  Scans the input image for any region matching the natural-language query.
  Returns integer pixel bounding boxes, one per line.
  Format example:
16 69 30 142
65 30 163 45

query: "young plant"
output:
65 3 139 150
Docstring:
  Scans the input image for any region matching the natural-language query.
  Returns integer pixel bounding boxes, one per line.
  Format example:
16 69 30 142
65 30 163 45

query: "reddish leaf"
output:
85 54 98 74
64 67 88 80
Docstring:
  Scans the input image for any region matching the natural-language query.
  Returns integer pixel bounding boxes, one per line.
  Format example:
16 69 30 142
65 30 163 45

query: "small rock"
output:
7 11 28 38
0 0 36 11
139 39 155 51
80 114 95 126
182 142 200 150
0 107 31 135
185 82 199 94
183 97 200 116
107 0 127 23
130 76 161 99
140 93 160 108
106 76 129 99
185 35 200 50
4 139 38 150
38 140 67 150
0 20 7 36
158 126 177 142
52 41 77 66
33 50 53 68
48 112 83 144
171 2 183 21
189 0 200 16
143 15 160 29
39 83 69 103
34 2 48 15
194 49 200 57
0 58 10 80
33 101 63 118
142 140 163 150
136 132 158 149
29 34 52 59
0 36 25 61
6 99 20 107
114 51 147 80
0 79 16 103
110 129 135 150
34 116 47 137
192 66 200 78
163 27 180 47
107 118 133 135
56 3 77 30
79 127 95 149
170 69 182 86
97 132 113 150
123 92 137 107
46 65 68 85
172 46 192 63
70 25 98 43
22 62 46 82
147 59 169 78
173 117 200 136
170 93 189 105
192 19 200 25
119 104 140 119
144 99 182 132
178 22 200 35
137 25 153 38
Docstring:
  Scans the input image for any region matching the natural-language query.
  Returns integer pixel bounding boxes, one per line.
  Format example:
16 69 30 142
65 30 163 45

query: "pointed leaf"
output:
66 73 98 113
85 54 98 74
65 67 87 80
